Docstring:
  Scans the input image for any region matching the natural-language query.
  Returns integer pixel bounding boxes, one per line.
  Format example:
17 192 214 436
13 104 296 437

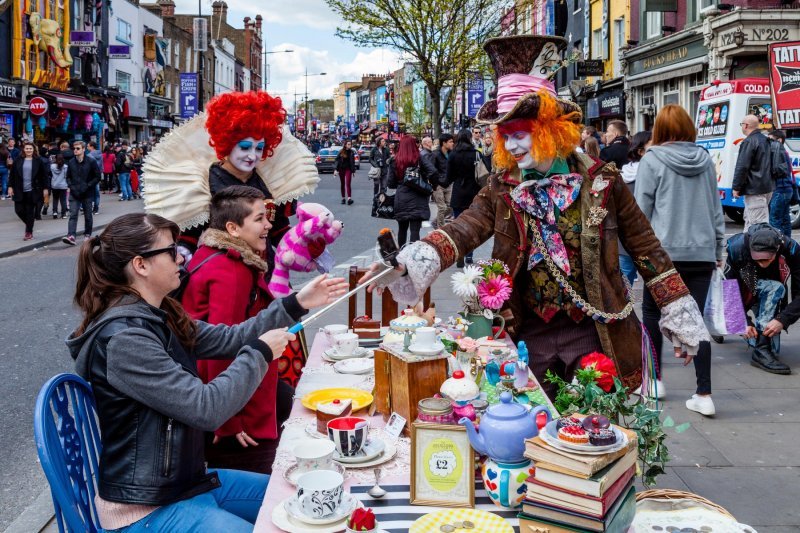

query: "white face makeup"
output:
228 137 265 173
502 130 535 169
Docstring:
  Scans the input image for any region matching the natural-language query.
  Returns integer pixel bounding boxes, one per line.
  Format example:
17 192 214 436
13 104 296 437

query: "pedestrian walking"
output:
635 104 725 416
0 142 9 199
115 141 134 201
88 141 103 213
446 129 481 267
472 126 484 152
618 130 652 286
335 140 356 205
102 145 116 192
50 153 69 219
767 129 795 239
67 212 347 532
369 137 390 198
726 223 796 375
130 147 144 198
733 114 774 230
37 148 51 218
62 140 101 245
388 135 430 247
7 137 20 161
599 120 630 170
430 133 454 229
8 141 49 240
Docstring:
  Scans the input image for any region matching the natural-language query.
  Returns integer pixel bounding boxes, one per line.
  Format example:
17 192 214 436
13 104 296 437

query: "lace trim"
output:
393 242 441 306
659 294 710 355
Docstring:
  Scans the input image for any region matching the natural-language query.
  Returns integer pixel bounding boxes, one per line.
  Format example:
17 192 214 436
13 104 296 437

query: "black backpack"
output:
770 139 789 181
170 251 224 301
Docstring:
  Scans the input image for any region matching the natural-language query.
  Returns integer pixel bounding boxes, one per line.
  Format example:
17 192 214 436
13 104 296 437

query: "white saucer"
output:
408 341 445 356
333 358 374 375
283 462 347 487
284 492 359 526
333 438 386 464
272 496 365 532
340 439 397 469
323 347 372 361
358 327 389 346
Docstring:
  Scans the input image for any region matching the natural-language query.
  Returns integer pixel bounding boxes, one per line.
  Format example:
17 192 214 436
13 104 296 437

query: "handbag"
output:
703 268 747 336
474 152 490 187
368 166 380 179
373 190 395 219
403 165 433 196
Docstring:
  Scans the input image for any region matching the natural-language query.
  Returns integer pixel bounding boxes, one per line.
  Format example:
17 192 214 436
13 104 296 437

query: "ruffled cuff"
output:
658 295 710 356
388 241 441 306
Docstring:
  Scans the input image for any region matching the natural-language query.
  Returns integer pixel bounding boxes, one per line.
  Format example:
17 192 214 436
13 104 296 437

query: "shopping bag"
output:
703 268 747 336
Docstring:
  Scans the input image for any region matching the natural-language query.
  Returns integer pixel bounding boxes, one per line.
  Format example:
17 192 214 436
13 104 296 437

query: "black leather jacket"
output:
733 131 775 195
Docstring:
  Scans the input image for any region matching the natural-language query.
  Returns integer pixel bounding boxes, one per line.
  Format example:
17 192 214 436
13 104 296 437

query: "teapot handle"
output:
491 314 505 340
530 405 552 430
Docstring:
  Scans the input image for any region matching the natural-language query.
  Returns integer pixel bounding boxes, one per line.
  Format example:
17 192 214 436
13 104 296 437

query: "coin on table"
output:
462 521 475 529
452 522 463 528
440 525 455 533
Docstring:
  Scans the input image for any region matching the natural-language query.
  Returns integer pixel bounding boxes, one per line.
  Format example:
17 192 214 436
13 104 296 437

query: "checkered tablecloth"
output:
350 482 519 533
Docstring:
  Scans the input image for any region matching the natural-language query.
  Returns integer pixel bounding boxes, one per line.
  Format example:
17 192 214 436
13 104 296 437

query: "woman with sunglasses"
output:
67 212 348 532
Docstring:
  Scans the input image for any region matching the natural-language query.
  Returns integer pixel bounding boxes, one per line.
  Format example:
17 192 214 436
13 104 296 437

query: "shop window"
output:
689 67 707 89
613 17 625 77
640 85 655 107
116 70 131 93
174 42 180 67
645 11 662 40
664 77 679 93
185 48 192 72
663 93 679 105
688 0 715 23
689 90 701 118
116 19 132 43
592 29 603 60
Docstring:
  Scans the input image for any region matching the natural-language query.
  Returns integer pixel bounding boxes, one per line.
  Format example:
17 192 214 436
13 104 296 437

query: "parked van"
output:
695 77 800 227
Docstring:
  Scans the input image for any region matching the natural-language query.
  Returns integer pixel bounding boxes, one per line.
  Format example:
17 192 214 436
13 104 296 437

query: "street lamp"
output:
263 49 294 90
304 69 327 138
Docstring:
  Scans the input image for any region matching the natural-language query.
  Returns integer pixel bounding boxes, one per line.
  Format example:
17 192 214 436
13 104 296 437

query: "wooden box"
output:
373 343 449 436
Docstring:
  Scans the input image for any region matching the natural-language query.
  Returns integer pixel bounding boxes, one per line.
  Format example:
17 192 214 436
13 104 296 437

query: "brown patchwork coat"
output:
422 153 689 389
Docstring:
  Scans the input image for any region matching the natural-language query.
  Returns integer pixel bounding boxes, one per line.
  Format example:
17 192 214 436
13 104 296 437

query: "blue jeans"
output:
118 172 132 200
68 196 93 237
769 189 793 239
619 254 637 287
112 469 268 533
93 184 100 211
745 279 786 354
0 166 8 197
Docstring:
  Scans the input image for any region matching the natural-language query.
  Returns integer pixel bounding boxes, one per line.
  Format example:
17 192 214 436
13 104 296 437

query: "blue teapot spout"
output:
459 417 488 456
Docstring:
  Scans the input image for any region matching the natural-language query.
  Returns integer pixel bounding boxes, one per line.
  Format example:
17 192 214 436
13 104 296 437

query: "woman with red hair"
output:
388 135 431 247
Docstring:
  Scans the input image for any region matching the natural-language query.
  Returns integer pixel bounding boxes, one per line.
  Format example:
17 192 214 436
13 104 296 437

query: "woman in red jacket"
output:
181 186 344 473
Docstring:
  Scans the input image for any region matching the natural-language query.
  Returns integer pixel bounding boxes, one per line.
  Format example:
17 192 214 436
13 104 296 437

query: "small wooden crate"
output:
373 343 449 436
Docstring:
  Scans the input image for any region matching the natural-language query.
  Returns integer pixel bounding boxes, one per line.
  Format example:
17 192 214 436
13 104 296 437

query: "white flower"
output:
450 265 482 299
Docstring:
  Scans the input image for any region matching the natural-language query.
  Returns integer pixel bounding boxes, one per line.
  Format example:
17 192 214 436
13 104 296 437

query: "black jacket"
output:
733 131 774 195
335 148 356 174
66 156 101 200
388 161 431 222
599 136 630 171
114 149 131 173
419 148 438 190
369 146 390 180
432 149 448 187
9 156 49 202
447 146 482 210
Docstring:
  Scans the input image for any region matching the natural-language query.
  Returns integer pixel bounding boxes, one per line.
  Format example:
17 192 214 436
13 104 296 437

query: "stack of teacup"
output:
322 324 365 360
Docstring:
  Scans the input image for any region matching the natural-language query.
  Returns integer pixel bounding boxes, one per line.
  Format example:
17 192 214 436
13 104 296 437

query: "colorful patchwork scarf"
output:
510 172 583 275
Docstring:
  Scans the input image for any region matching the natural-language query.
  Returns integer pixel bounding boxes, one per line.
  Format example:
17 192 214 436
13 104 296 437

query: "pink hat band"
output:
496 73 557 114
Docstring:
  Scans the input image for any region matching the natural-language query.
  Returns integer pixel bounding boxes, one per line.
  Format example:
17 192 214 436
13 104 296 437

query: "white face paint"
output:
502 130 535 169
228 137 265 173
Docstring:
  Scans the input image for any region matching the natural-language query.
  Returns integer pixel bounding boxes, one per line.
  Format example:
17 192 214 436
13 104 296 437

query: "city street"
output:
2 167 800 532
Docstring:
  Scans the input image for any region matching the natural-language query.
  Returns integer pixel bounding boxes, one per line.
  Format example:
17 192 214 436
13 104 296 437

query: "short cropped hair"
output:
607 120 629 137
652 104 697 145
438 133 454 145
209 185 266 230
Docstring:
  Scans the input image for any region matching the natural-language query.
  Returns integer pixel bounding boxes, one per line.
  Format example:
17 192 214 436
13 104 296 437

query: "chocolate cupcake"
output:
556 416 582 430
588 428 617 446
582 415 611 431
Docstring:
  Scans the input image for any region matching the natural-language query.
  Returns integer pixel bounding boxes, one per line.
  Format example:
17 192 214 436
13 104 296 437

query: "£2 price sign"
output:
29 97 48 116
769 40 800 128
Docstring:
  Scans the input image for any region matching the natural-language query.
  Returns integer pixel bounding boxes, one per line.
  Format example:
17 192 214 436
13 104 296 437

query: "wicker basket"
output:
635 489 734 518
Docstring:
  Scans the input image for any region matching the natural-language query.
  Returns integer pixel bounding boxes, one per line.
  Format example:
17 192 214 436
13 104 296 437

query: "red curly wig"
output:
205 91 286 160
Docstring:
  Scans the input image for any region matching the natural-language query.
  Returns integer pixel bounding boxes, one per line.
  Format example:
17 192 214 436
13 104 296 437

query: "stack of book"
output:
518 425 638 532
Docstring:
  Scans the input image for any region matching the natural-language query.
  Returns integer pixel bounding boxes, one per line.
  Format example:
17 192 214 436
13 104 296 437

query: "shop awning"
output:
35 90 103 112
627 58 705 88
0 102 27 111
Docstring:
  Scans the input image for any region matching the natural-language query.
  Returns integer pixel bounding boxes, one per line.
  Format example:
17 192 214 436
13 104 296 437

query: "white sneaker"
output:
634 378 666 399
686 394 715 416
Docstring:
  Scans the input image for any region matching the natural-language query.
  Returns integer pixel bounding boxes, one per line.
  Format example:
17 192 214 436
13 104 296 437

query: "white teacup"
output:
296 470 344 518
293 439 335 474
322 324 349 343
415 326 437 348
333 332 359 356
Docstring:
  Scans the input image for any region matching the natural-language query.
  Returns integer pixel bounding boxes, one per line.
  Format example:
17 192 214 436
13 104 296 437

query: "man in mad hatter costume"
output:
369 35 708 398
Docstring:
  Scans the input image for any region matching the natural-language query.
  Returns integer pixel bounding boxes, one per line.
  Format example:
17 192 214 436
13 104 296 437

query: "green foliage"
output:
545 370 684 488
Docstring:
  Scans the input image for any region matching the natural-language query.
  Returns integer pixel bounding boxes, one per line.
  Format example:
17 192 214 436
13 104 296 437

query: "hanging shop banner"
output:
179 72 198 119
70 31 96 47
108 45 131 59
769 40 800 128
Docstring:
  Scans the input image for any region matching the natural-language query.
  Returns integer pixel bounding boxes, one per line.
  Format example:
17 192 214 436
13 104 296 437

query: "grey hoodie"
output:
635 142 725 263
67 296 302 431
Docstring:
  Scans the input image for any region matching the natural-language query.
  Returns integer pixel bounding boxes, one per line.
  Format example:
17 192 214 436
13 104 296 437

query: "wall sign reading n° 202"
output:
720 28 794 47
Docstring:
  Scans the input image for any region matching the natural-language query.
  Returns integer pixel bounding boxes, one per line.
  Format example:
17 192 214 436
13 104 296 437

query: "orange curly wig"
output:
492 91 582 171
205 91 286 160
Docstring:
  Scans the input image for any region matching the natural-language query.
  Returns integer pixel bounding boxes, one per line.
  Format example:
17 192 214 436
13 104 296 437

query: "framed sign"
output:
410 422 474 508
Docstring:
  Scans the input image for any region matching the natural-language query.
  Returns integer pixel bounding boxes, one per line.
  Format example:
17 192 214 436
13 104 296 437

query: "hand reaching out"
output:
296 274 349 309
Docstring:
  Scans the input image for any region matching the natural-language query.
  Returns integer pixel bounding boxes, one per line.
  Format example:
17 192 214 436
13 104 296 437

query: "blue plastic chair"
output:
34 373 102 532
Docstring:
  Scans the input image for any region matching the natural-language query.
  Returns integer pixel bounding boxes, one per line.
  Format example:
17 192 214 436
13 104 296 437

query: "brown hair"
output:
21 141 39 157
209 185 265 230
652 104 696 144
583 136 600 158
74 213 197 348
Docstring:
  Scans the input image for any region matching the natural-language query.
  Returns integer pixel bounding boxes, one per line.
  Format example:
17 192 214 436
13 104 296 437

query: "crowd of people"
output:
1 137 150 242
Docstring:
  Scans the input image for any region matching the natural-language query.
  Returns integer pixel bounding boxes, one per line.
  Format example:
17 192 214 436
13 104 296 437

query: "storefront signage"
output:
642 0 677 11
720 28 796 48
770 40 800 128
69 31 95 47
577 60 604 77
628 39 706 76
701 80 770 100
179 72 198 119
599 90 624 117
29 97 48 116
0 82 21 103
31 69 69 91
150 119 172 128
108 45 131 59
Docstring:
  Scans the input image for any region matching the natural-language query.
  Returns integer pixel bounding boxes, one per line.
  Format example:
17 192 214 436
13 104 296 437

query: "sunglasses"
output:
139 243 178 262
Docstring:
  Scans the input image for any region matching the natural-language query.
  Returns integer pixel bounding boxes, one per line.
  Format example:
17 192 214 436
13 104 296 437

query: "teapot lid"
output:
389 309 427 330
487 391 529 420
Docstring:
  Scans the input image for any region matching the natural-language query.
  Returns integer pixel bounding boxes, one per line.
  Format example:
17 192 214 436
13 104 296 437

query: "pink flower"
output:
477 276 512 310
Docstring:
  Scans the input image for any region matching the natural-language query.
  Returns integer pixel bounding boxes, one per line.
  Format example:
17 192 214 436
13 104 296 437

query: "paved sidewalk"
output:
0 194 144 258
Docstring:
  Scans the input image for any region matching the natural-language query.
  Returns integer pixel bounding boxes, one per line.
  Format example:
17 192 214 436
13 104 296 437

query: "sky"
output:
172 0 405 108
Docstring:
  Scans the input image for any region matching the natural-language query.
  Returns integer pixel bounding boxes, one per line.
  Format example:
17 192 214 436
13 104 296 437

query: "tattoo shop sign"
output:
769 40 800 129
